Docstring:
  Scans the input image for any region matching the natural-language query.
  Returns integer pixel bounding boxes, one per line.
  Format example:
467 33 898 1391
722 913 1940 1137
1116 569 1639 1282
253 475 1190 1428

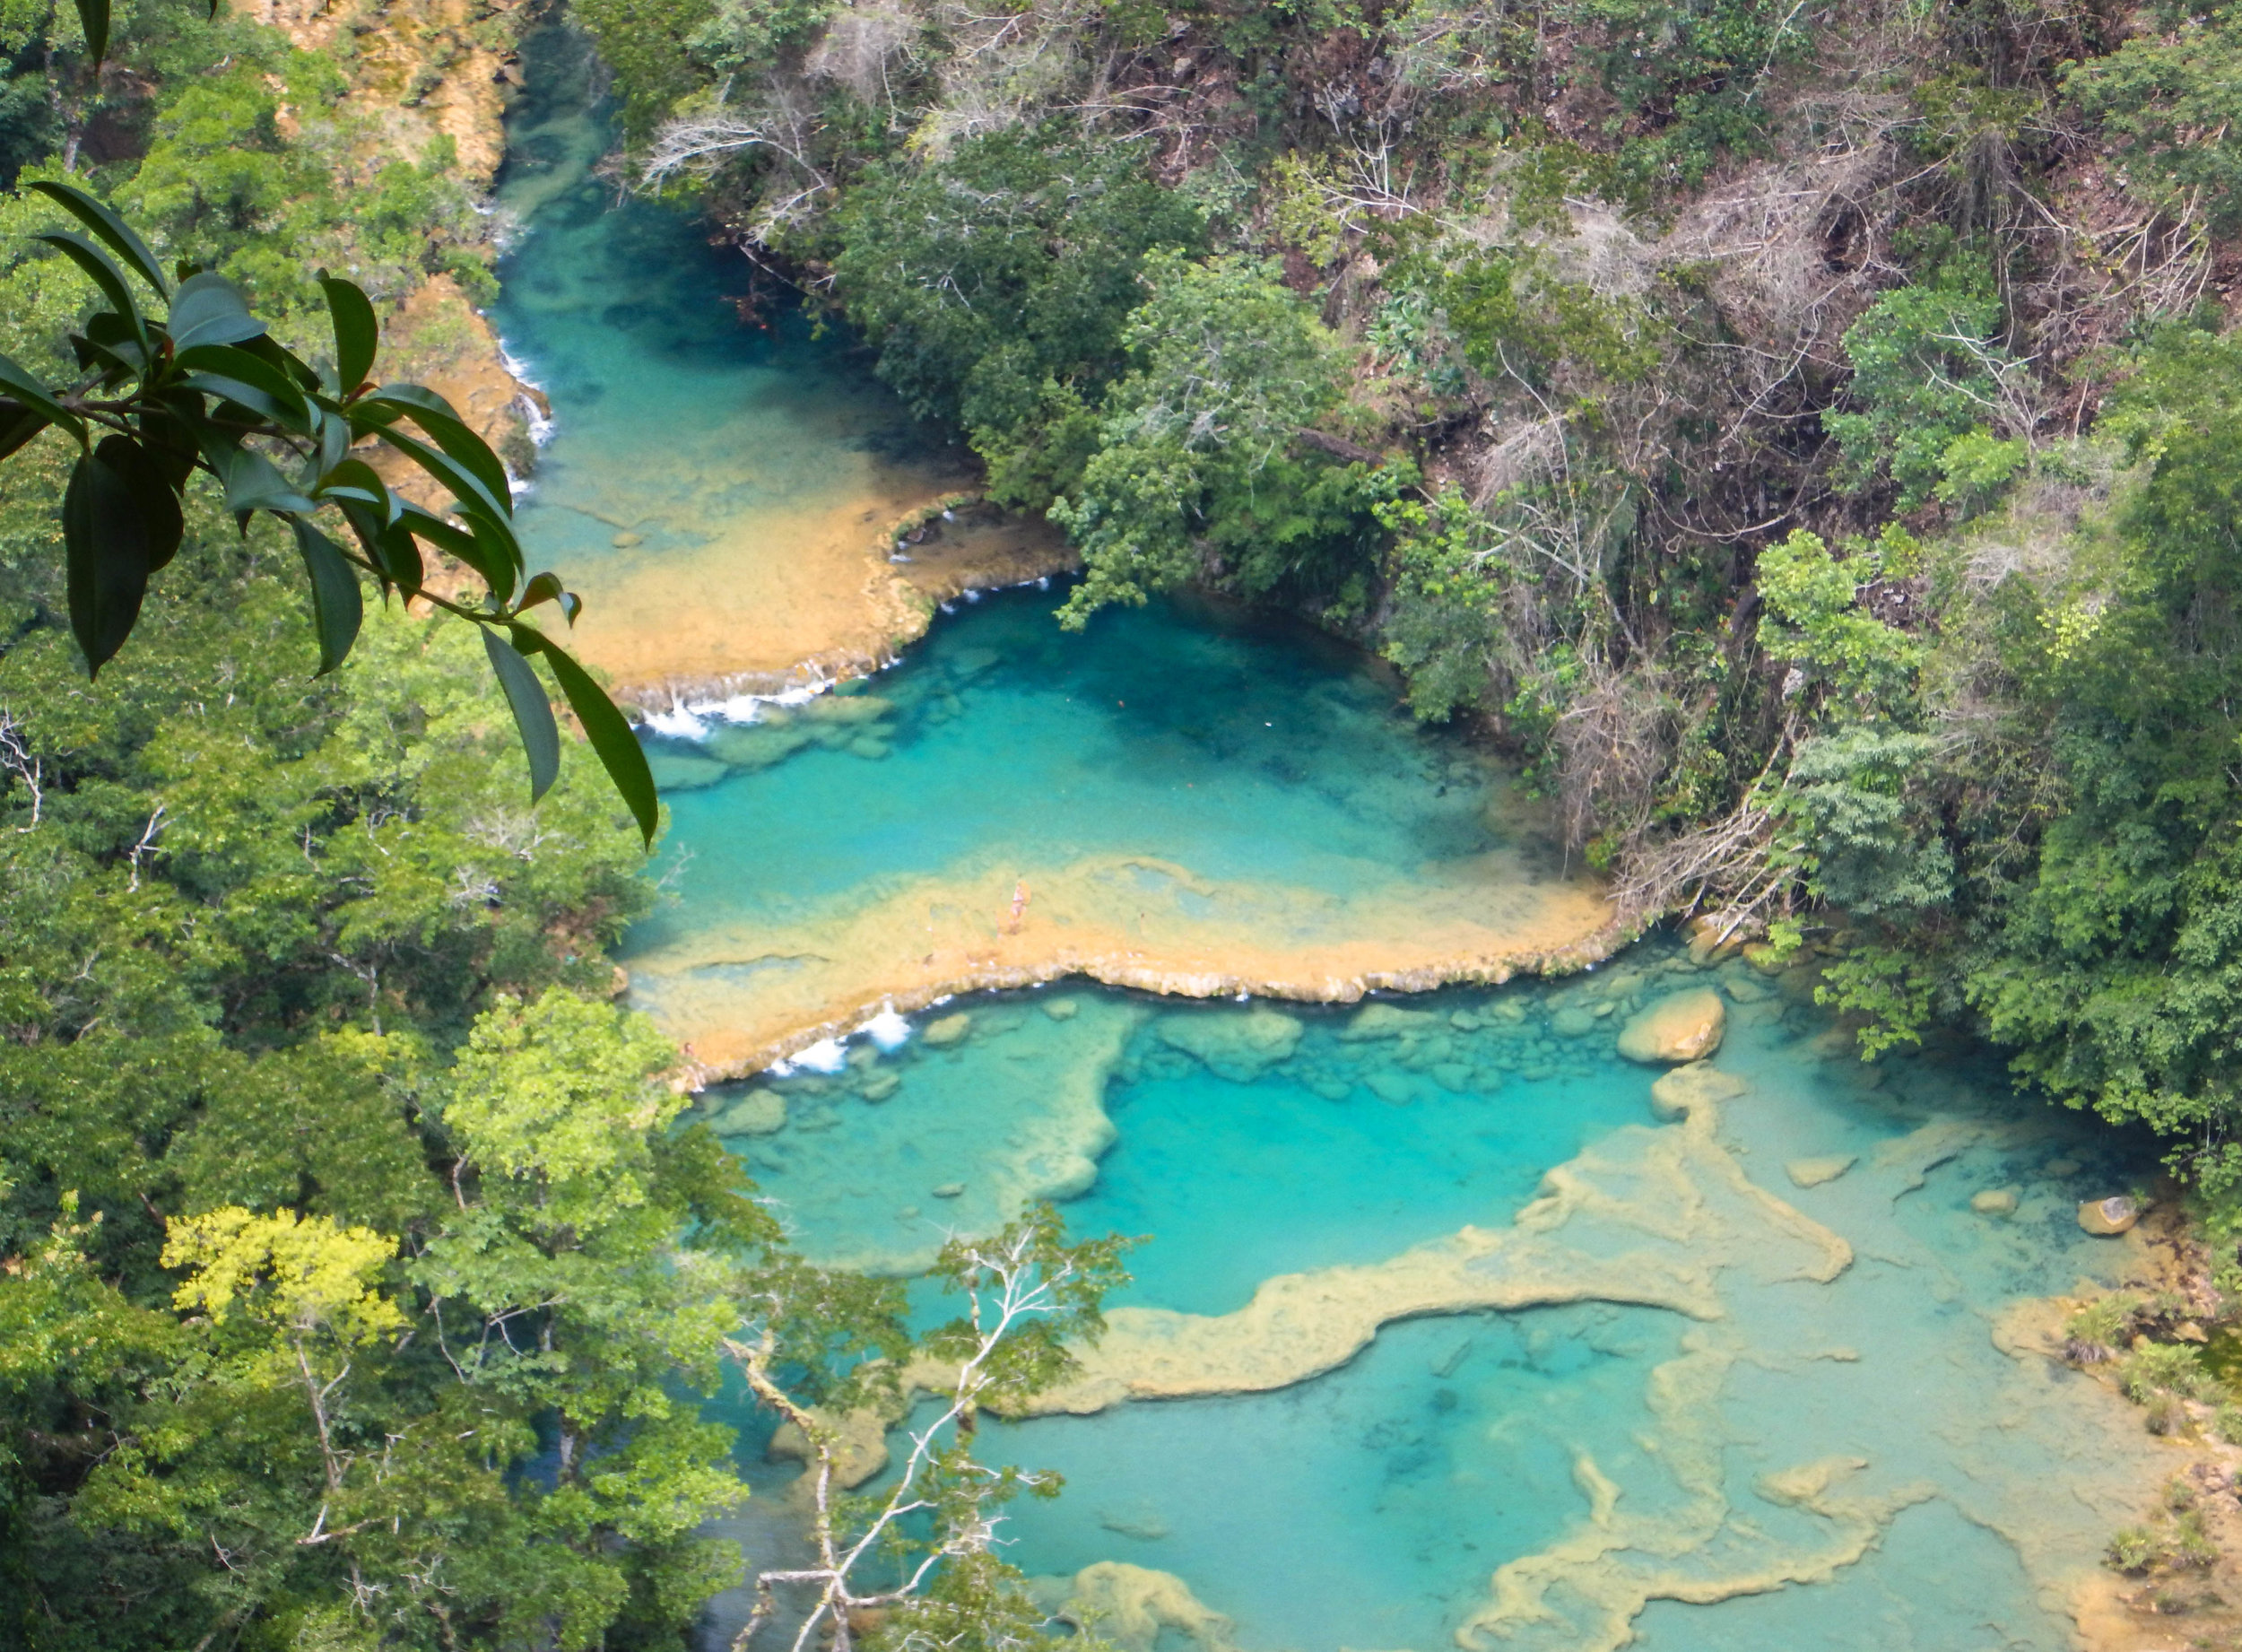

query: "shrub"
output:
2116 1340 2217 1405
2108 1525 2165 1573
1821 267 2019 509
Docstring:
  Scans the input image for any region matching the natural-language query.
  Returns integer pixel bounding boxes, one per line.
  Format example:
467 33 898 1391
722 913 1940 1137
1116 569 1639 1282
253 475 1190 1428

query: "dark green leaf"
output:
218 448 317 516
291 520 364 675
317 274 378 394
518 570 578 623
360 394 512 521
316 406 350 474
0 397 48 462
366 382 465 422
335 498 405 596
167 272 266 352
450 500 525 597
371 425 514 551
135 407 197 491
26 180 168 297
178 375 298 431
0 351 85 439
517 630 658 846
176 343 310 430
395 502 509 595
482 627 560 803
240 332 323 392
81 309 150 376
63 449 149 674
95 435 184 572
71 0 108 71
316 456 396 523
34 231 145 349
373 518 424 596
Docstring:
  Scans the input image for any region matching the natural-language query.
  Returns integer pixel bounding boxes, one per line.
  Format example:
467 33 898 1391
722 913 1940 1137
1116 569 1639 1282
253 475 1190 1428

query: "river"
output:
492 27 2168 1652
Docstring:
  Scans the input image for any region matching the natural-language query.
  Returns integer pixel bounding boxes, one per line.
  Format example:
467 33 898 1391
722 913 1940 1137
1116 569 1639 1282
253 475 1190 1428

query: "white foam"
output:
516 392 555 449
496 341 557 457
856 1006 912 1050
635 679 837 742
640 704 711 741
497 340 546 393
769 1037 847 1076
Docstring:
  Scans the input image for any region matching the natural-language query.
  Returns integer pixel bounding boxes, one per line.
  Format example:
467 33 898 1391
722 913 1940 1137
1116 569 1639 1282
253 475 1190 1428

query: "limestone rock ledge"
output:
629 852 1636 1087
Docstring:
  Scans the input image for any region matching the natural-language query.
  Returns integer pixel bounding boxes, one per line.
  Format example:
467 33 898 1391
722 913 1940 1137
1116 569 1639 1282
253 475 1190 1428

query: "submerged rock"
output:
923 1012 973 1047
1340 1002 1444 1041
1716 969 1772 1004
1551 1005 1597 1038
932 1181 966 1199
1617 989 1726 1065
709 1091 786 1137
859 1071 900 1103
1097 1501 1172 1543
645 750 730 792
1043 1562 1237 1652
1786 1154 1857 1189
2078 1196 2139 1236
1044 997 1079 1021
1365 1071 1423 1106
1156 1008 1304 1082
1970 1187 2019 1216
1650 1062 1748 1119
705 720 813 771
799 693 893 725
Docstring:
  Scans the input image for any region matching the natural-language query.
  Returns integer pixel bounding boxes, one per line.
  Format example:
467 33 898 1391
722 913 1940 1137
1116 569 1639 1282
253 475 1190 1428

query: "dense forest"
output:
4 0 2242 1644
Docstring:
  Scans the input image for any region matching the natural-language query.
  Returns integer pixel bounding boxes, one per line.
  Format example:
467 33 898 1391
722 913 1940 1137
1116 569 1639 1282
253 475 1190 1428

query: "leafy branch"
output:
0 179 657 844
726 1207 1132 1652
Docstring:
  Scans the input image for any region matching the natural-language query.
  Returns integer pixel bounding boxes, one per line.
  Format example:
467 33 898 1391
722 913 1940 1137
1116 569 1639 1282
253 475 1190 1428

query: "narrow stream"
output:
491 24 980 698
496 28 2169 1652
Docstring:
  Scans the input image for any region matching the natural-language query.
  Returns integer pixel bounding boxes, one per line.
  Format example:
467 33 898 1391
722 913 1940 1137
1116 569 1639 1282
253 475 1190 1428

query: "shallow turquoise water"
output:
990 1306 1687 1651
628 583 1513 955
491 25 925 571
695 961 2161 1652
711 983 1644 1303
488 24 971 697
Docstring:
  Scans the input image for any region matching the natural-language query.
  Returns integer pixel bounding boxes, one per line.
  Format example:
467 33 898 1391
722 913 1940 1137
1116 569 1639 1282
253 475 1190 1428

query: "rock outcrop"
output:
1617 989 1727 1065
2078 1196 2140 1237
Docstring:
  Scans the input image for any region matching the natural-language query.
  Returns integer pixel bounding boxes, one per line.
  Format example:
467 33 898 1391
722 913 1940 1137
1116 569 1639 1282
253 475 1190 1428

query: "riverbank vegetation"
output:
582 0 2242 1256
6 0 2242 1642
